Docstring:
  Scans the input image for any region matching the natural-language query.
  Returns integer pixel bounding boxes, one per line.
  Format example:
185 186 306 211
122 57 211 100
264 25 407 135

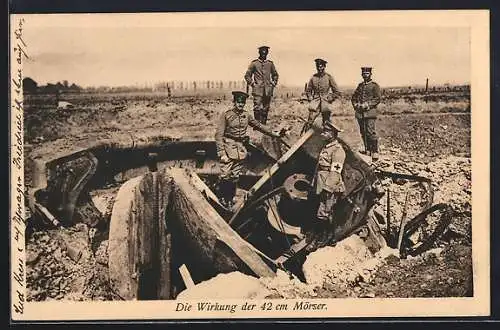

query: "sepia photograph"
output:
10 10 490 320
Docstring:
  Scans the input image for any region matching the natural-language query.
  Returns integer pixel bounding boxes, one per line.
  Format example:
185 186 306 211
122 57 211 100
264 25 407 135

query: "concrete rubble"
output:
26 224 115 301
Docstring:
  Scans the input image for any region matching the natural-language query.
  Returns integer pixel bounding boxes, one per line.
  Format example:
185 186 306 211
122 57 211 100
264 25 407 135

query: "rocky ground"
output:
24 94 472 301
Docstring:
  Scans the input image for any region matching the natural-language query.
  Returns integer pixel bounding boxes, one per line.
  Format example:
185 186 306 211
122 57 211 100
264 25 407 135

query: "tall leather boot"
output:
253 111 259 123
371 139 379 161
217 179 230 206
321 111 331 128
226 180 237 206
261 113 267 125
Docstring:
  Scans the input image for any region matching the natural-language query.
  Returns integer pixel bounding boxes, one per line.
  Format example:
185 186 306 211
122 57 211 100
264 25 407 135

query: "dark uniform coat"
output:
351 80 381 119
215 107 275 160
306 72 340 103
244 58 279 97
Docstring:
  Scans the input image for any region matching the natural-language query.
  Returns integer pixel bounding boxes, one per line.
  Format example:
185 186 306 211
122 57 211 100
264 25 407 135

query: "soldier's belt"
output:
224 135 247 142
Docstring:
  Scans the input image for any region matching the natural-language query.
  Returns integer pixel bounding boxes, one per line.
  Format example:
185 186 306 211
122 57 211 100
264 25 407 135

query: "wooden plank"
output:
169 168 275 278
136 173 157 299
34 203 61 227
274 238 308 265
229 129 314 224
179 264 195 289
249 129 314 196
108 176 143 300
189 171 225 209
109 172 174 300
157 171 173 299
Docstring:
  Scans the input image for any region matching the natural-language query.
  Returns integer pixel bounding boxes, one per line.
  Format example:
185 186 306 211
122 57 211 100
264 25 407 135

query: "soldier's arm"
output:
317 148 331 169
367 83 381 108
351 85 360 107
244 62 255 86
305 77 314 101
330 146 346 173
248 114 277 137
329 74 341 99
271 62 279 86
215 112 226 156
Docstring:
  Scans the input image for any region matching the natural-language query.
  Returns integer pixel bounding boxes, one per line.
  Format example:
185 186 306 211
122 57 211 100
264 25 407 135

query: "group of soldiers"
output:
215 45 382 227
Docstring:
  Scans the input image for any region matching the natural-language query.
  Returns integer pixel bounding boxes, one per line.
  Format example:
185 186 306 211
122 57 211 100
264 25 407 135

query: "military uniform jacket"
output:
315 139 346 194
351 80 381 119
244 58 279 97
306 72 341 103
215 108 274 160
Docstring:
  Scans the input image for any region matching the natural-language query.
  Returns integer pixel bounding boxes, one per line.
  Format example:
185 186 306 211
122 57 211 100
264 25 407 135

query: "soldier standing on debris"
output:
313 121 346 226
244 46 279 124
304 58 341 130
215 91 283 208
351 67 381 161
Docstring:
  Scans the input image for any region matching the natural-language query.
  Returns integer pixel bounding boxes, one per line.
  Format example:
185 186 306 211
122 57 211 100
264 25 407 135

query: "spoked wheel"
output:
400 203 454 257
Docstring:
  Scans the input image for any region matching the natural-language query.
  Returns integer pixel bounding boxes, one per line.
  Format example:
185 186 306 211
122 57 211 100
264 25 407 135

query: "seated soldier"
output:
215 91 283 208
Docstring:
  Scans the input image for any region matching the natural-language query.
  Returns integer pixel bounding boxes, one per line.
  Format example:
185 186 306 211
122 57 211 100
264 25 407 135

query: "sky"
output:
18 12 471 88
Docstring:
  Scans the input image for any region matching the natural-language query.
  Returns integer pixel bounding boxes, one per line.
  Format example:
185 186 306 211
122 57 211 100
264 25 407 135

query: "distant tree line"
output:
23 77 83 94
22 77 252 95
22 76 470 98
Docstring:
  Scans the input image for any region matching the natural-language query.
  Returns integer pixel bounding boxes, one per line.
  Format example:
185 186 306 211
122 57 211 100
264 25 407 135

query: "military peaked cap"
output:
361 67 373 73
232 91 249 101
258 45 270 51
315 58 328 65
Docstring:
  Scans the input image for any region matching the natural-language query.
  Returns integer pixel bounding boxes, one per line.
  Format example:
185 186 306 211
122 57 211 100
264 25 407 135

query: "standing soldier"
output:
351 67 381 161
244 46 279 124
304 58 341 131
215 91 283 208
312 121 346 238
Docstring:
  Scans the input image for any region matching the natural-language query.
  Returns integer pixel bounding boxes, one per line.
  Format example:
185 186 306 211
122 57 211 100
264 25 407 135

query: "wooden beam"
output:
229 129 314 224
188 171 225 209
179 264 195 289
169 168 276 278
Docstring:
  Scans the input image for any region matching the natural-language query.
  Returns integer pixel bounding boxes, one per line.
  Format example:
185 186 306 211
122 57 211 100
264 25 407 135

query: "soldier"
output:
313 121 346 224
215 91 283 207
351 67 381 161
304 58 341 130
244 46 279 124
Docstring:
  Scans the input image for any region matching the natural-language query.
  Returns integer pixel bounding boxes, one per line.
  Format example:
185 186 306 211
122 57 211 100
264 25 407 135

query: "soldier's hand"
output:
279 128 288 137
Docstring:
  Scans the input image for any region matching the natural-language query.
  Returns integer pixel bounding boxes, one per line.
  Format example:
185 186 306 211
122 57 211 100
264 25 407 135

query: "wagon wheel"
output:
400 203 454 257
